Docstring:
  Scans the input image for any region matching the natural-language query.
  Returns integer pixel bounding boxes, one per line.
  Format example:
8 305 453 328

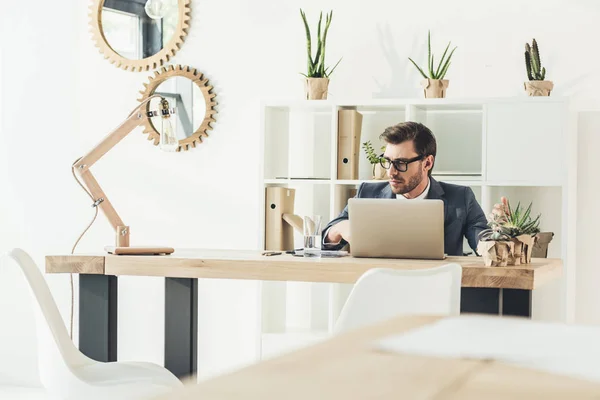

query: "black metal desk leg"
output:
502 289 532 318
165 278 198 379
79 274 118 362
460 287 532 318
460 287 500 314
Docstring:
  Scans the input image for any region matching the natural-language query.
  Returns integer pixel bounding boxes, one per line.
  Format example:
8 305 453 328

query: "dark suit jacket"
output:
322 178 488 256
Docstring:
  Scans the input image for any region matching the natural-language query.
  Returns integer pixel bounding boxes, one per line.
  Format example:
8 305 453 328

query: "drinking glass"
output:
303 215 322 258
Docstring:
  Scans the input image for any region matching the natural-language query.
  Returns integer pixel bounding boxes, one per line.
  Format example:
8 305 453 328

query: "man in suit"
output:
322 121 488 256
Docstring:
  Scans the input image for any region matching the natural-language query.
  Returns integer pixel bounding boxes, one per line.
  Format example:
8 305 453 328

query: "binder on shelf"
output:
265 187 296 251
337 110 363 180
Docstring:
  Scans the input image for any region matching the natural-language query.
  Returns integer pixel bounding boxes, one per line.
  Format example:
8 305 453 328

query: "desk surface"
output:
46 249 561 290
153 315 600 400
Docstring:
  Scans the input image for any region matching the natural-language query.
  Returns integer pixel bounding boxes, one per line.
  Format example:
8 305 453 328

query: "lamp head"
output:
157 97 178 152
144 0 170 19
159 98 171 119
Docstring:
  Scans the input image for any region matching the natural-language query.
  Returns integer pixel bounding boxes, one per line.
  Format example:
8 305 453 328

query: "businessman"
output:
323 121 488 256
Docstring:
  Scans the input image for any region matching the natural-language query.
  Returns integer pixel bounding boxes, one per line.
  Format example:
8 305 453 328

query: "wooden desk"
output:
45 249 562 380
46 249 561 289
153 315 600 400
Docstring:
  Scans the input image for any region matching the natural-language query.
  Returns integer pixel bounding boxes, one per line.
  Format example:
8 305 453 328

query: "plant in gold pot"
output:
362 141 387 180
408 30 457 99
524 38 553 96
477 197 541 267
300 9 342 100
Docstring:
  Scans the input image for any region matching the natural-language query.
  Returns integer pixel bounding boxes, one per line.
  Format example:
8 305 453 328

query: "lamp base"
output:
105 246 174 255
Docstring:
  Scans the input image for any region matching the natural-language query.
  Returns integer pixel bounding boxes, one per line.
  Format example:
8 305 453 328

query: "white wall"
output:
2 0 600 380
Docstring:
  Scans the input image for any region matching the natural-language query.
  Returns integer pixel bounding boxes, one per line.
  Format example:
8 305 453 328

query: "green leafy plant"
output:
408 30 457 80
525 38 546 81
362 141 385 165
480 197 541 241
300 9 342 78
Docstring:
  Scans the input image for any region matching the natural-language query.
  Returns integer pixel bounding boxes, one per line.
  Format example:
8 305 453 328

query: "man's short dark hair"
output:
379 121 437 175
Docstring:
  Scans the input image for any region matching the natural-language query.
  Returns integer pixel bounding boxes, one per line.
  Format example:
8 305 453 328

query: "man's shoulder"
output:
438 180 468 192
437 180 473 199
357 181 389 198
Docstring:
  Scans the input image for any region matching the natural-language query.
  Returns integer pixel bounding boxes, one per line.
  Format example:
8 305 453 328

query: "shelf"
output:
335 175 484 186
335 179 386 185
412 102 483 112
265 178 332 185
264 179 290 185
262 97 568 114
433 171 482 177
260 97 574 327
333 180 565 187
433 173 483 185
262 99 335 112
485 181 564 187
342 104 406 113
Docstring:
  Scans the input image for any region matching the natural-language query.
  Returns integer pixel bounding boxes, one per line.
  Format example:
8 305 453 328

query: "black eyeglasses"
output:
379 155 425 172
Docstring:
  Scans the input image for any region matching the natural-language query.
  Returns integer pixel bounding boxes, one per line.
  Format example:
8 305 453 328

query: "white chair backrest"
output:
334 263 462 334
5 249 92 389
0 251 42 387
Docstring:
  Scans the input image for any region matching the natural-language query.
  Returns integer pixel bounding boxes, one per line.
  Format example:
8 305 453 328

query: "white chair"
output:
0 248 49 399
3 248 182 400
334 263 462 334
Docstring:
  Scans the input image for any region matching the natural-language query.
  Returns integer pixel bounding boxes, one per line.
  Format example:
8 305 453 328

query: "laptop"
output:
348 198 445 260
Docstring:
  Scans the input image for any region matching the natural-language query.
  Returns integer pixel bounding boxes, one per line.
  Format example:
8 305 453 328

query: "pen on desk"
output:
262 251 282 256
285 248 303 254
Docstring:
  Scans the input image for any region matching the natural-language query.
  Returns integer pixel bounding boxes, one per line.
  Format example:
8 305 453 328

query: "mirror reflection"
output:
149 76 207 141
101 0 178 60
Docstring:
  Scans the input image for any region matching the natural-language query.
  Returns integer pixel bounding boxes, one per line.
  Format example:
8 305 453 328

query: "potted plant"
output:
300 9 342 100
362 141 387 180
477 197 541 266
408 30 457 98
524 38 553 96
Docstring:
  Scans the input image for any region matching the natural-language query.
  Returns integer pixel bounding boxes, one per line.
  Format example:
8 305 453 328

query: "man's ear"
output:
424 155 434 171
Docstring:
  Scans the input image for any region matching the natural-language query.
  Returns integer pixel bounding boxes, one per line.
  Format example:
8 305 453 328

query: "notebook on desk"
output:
348 198 445 260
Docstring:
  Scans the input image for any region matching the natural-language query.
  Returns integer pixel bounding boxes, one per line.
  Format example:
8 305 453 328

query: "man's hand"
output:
325 220 350 244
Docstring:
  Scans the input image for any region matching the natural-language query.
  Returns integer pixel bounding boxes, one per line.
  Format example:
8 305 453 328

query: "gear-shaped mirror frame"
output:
90 0 191 72
138 65 217 151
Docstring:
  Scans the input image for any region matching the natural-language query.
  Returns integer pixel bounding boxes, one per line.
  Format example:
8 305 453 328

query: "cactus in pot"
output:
524 39 553 96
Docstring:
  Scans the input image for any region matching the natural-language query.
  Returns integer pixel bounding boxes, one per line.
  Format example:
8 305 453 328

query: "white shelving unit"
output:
256 97 577 359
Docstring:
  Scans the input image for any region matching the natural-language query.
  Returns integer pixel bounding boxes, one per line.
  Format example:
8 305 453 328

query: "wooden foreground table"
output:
46 249 562 380
152 315 600 400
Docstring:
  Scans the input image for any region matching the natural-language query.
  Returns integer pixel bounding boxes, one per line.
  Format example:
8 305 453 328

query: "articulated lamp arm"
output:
73 95 164 247
282 214 303 234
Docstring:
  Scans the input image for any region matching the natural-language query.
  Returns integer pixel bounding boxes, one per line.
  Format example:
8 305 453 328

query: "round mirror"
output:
139 65 217 151
90 0 190 71
148 76 206 141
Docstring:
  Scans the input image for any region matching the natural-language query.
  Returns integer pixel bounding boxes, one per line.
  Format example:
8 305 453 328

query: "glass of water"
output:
303 215 322 258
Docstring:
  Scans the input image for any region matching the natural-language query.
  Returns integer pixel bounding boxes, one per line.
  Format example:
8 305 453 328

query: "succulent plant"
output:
300 9 342 78
408 30 457 80
479 197 541 241
525 39 546 81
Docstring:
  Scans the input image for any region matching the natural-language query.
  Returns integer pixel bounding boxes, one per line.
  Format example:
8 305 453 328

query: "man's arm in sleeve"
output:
465 187 489 254
321 184 364 250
